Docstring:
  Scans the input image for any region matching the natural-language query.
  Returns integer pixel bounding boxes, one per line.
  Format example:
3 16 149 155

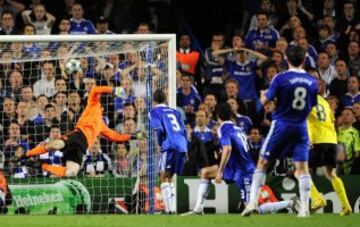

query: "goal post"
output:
0 34 176 215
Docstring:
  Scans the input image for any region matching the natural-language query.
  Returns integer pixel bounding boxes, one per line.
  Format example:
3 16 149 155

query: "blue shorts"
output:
159 150 186 175
260 120 310 162
223 167 253 204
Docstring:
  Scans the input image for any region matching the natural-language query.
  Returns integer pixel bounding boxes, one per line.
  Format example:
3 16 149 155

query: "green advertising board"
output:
176 176 360 214
4 176 360 215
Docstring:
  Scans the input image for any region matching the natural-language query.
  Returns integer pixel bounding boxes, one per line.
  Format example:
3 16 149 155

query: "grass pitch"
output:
1 214 359 227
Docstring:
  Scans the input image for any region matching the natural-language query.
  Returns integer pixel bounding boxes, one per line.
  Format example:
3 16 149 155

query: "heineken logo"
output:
14 193 64 207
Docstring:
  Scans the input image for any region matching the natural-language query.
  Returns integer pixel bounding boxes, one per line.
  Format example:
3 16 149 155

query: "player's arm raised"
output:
100 123 131 142
215 145 232 184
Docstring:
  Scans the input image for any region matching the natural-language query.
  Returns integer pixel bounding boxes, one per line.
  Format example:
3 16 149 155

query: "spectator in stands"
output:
319 0 336 19
313 25 335 53
113 142 131 177
54 78 67 94
60 91 82 131
114 77 135 115
337 108 360 175
259 100 275 135
0 97 16 131
203 93 217 118
227 98 252 134
0 0 24 16
327 95 340 117
96 16 113 34
38 125 63 177
318 51 337 85
69 3 95 34
192 109 213 143
0 10 18 35
325 41 339 66
262 63 279 89
22 24 41 58
123 118 137 134
220 78 247 115
248 127 264 164
3 122 30 174
336 1 360 34
32 95 48 125
33 61 56 98
68 69 85 95
5 70 23 100
278 0 314 37
177 73 202 123
9 145 32 178
16 101 35 147
340 75 360 108
297 38 316 68
57 18 71 34
291 26 318 62
115 102 136 132
223 47 267 122
279 15 302 43
53 91 67 117
353 102 360 131
20 86 37 119
136 22 151 34
248 0 277 32
21 3 56 35
82 138 112 176
329 59 350 99
99 63 116 86
34 103 58 143
245 11 279 56
346 41 360 76
176 32 201 90
204 32 226 95
270 50 286 71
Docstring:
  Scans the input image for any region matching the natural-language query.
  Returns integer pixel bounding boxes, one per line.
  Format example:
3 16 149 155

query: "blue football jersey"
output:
150 104 187 153
217 121 255 173
70 19 96 34
245 28 280 56
192 126 214 143
340 92 360 108
265 68 318 123
235 114 253 135
176 87 202 111
225 59 258 100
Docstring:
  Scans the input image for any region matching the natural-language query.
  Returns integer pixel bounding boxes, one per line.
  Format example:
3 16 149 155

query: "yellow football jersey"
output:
307 95 337 144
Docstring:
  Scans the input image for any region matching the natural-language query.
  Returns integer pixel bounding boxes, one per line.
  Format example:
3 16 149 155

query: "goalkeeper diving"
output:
13 86 145 177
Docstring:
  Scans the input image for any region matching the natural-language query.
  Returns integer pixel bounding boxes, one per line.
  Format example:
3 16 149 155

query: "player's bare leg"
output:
181 165 218 216
242 157 269 217
295 161 311 218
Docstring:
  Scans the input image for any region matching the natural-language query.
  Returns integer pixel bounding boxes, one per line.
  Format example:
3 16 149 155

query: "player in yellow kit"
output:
307 80 352 216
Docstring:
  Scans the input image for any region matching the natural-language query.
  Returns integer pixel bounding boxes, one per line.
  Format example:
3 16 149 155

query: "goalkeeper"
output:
13 86 144 177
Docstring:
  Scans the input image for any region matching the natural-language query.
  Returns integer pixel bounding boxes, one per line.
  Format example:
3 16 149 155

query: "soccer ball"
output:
66 59 82 75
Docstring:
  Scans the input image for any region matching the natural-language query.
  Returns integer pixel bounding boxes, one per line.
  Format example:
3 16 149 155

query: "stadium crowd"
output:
0 0 359 179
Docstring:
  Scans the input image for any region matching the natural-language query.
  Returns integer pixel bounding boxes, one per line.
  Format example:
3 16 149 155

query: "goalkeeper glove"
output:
131 131 147 140
113 87 126 99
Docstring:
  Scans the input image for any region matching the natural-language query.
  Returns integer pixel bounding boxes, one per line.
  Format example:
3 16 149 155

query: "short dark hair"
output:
153 90 166 104
44 103 55 111
256 11 268 18
285 45 306 67
217 103 233 121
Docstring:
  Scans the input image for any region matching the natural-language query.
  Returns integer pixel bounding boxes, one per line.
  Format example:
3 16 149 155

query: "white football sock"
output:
299 174 311 213
169 182 176 213
193 179 210 213
259 201 292 214
248 169 266 207
161 182 171 212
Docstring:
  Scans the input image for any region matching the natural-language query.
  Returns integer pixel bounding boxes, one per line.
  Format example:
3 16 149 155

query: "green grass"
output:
1 214 359 227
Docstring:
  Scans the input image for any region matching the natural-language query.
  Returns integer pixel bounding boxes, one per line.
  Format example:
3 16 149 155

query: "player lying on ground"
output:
150 90 188 214
182 103 256 215
242 46 318 218
257 185 300 214
305 82 352 216
12 86 144 177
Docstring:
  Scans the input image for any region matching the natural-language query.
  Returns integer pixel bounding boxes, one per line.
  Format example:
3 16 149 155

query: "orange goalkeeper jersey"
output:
75 86 131 147
258 185 279 205
0 170 8 196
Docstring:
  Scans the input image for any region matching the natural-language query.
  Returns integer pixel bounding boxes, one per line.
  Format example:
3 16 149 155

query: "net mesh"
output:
0 37 171 214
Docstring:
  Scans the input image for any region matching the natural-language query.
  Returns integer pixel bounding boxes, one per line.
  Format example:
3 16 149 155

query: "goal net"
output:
0 34 176 215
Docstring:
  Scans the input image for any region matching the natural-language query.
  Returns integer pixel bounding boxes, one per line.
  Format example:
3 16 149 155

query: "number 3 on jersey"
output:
292 87 307 110
167 114 181 131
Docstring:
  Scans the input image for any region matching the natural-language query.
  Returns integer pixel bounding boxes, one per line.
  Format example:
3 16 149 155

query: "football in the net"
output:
66 59 82 74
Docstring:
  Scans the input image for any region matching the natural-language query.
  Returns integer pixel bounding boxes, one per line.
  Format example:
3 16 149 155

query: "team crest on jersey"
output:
190 99 195 105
